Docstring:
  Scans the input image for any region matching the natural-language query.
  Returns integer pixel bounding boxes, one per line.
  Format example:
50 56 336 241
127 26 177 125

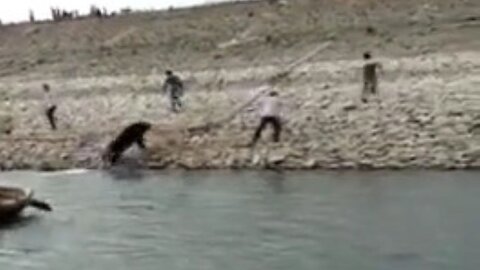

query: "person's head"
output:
42 83 50 92
165 70 173 76
363 52 372 60
269 91 278 97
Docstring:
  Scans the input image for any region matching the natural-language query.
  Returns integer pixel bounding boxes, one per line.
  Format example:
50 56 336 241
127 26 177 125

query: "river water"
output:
0 170 479 270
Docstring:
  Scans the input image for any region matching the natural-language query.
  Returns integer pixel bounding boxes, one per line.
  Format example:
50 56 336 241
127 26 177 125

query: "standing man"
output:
42 83 57 130
361 51 383 103
249 91 282 147
162 70 185 113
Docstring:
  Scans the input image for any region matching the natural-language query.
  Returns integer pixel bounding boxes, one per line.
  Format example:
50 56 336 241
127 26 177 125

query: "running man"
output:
249 91 282 147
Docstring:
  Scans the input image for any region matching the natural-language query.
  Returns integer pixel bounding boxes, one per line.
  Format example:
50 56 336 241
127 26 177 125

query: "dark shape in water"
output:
102 122 152 166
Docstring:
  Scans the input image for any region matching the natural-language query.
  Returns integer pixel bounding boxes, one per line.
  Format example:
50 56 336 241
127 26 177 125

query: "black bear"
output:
102 122 152 166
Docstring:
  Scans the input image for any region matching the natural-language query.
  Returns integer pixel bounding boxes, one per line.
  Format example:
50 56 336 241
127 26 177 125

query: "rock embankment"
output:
1 51 480 170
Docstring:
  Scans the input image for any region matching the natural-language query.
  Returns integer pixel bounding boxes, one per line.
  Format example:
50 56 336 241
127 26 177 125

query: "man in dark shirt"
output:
362 52 383 103
162 70 184 113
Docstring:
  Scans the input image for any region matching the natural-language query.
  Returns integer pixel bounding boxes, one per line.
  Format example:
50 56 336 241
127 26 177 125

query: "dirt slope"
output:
0 0 478 79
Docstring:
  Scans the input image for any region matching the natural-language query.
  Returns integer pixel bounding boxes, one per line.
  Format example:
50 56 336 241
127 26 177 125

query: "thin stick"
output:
146 42 332 135
189 42 332 130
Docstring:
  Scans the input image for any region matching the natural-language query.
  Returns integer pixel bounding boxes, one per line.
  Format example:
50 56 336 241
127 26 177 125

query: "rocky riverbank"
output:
1 49 480 171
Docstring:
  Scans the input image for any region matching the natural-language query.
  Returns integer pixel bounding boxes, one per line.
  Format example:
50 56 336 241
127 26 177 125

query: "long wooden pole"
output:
4 43 331 142
185 42 331 132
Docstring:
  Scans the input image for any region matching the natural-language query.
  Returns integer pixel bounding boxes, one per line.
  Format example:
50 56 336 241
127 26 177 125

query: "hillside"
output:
0 0 478 78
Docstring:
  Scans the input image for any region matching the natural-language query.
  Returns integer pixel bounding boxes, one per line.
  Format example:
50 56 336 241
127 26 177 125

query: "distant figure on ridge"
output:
248 91 282 147
361 51 383 103
162 70 185 113
42 83 57 130
29 10 35 23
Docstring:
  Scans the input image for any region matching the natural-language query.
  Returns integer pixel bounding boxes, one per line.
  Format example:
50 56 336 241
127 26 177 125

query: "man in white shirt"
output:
249 91 282 147
43 83 57 130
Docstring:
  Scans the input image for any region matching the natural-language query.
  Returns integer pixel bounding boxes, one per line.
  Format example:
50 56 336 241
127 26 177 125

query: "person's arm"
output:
175 76 185 95
280 99 284 119
360 62 367 82
257 97 265 115
162 79 169 94
44 92 52 107
177 77 184 89
277 98 284 121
